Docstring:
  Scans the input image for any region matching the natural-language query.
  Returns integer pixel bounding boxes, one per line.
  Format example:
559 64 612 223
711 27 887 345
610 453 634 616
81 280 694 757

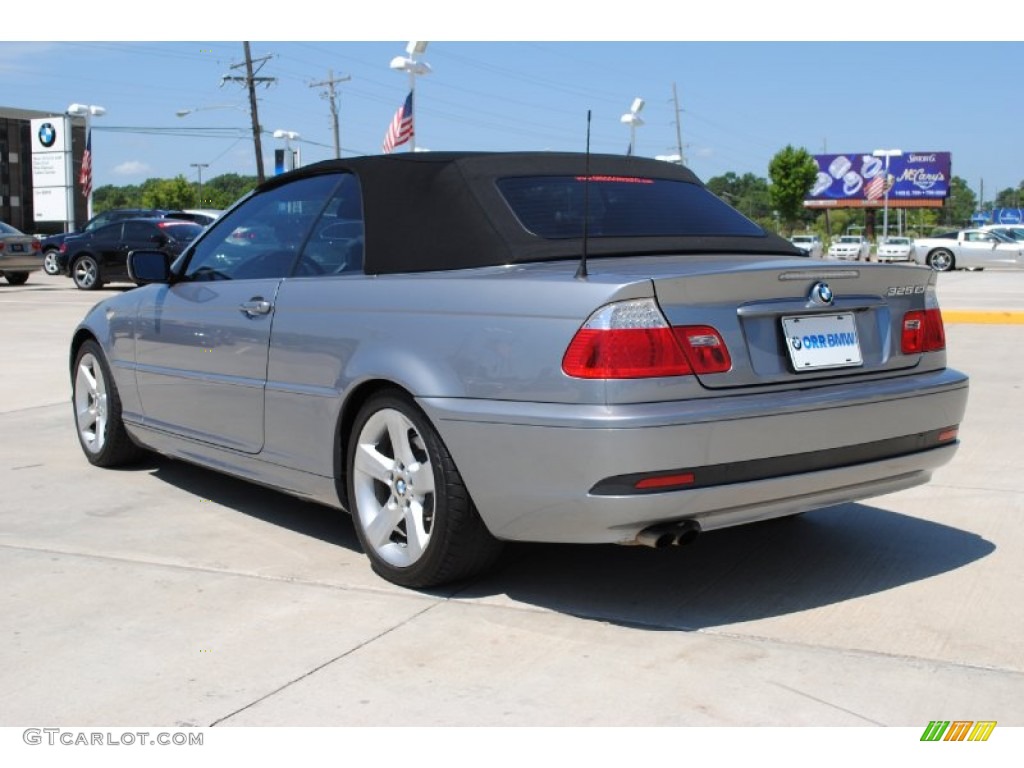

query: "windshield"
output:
497 176 764 239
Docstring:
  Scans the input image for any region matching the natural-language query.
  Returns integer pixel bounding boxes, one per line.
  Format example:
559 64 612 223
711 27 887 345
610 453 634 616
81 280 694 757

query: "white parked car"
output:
913 229 1024 271
875 236 915 263
827 235 871 261
789 234 823 258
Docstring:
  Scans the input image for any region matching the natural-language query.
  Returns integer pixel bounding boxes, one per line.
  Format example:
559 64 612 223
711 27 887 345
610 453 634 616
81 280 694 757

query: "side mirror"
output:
128 250 173 285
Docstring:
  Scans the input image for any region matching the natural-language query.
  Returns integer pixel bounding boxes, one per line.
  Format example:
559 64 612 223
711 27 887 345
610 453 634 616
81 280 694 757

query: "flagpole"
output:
389 42 430 154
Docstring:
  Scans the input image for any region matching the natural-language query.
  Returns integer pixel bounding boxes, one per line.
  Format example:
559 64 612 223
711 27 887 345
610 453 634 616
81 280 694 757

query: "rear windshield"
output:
496 175 764 239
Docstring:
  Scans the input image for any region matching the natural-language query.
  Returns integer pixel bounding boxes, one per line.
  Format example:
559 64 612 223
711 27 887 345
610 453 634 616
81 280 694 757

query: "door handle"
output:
239 298 273 317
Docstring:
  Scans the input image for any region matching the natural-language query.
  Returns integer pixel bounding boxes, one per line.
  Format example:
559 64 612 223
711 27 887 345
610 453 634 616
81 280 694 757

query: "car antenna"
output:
574 110 592 280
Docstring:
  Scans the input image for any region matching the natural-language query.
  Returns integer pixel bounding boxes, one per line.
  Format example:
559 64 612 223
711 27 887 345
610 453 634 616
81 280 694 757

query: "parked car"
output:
166 209 224 227
60 218 205 290
912 229 1024 272
875 236 915 263
789 234 823 258
69 152 969 589
0 221 43 284
40 208 170 275
827 235 872 261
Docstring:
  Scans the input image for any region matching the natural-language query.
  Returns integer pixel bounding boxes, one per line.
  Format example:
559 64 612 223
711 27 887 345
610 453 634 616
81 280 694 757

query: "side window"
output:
301 173 365 275
124 221 156 243
183 174 342 281
93 223 123 243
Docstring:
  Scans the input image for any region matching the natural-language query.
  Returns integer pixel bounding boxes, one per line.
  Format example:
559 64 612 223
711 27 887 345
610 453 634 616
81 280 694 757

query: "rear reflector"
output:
902 309 946 353
634 473 696 490
673 326 732 374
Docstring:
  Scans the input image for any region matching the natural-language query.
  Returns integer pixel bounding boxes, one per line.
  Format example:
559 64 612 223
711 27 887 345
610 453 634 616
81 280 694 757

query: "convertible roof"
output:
262 152 800 274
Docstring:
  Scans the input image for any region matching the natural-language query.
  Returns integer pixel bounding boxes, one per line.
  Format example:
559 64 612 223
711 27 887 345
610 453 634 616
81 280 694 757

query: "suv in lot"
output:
828 235 872 261
40 209 170 275
789 233 823 258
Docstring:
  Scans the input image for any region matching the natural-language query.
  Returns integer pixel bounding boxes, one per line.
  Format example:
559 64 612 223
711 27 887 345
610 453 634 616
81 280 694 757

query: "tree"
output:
768 145 818 234
202 173 259 209
945 176 977 228
140 176 195 210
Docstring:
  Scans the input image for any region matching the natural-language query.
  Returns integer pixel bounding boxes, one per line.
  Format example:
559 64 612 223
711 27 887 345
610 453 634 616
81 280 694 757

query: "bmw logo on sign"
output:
38 122 57 148
791 337 803 351
810 282 834 306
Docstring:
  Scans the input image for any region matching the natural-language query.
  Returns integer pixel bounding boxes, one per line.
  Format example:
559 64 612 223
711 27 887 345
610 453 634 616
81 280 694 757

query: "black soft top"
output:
262 152 800 274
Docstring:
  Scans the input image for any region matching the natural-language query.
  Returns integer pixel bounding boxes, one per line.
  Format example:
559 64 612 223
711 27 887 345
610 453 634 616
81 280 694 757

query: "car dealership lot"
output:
1 271 1023 726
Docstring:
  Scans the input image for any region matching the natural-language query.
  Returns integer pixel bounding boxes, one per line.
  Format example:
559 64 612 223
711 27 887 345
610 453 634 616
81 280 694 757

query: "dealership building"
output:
0 105 87 234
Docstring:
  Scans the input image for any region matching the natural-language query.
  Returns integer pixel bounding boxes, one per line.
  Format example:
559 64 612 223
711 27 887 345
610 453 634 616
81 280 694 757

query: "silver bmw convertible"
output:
70 152 969 588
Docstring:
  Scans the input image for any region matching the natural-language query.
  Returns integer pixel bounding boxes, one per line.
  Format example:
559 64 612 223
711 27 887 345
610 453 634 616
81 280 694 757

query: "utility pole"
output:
221 43 276 183
671 82 686 166
190 162 209 207
309 69 350 159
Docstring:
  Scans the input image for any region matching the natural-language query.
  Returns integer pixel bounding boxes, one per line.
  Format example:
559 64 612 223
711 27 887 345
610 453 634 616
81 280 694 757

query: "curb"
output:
943 310 1024 325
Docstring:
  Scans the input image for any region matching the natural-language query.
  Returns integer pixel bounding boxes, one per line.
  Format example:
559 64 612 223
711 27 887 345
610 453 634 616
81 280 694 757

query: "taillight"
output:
60 243 67 253
902 309 945 353
673 326 731 374
32 240 41 252
562 299 731 379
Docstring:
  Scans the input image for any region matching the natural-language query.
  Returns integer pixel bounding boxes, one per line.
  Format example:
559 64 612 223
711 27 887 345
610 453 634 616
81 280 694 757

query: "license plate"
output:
782 313 863 371
10 243 24 252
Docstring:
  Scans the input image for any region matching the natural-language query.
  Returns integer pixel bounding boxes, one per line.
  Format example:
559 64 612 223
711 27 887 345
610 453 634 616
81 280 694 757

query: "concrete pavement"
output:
1 269 1022 728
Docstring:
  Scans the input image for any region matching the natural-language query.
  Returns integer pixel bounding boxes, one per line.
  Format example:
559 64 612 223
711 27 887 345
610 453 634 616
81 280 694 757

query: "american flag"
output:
382 91 414 154
80 129 93 199
864 174 884 201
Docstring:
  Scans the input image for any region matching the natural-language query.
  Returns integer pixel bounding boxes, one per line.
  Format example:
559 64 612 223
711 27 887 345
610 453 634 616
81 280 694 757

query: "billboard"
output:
805 151 951 209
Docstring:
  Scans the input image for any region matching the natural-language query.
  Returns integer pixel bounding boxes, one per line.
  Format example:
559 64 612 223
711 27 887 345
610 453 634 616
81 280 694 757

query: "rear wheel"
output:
72 255 102 290
347 389 503 588
72 340 144 467
927 249 955 272
43 249 61 275
2 271 29 285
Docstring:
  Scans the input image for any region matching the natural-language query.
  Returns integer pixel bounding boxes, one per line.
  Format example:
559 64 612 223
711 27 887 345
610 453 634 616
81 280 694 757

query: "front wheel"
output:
43 249 61 275
72 255 103 290
72 340 144 467
927 249 955 272
2 271 30 285
347 389 503 588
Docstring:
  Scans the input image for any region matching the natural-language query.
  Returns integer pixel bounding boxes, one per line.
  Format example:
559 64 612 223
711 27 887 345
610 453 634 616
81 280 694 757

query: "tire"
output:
43 249 61 275
72 339 144 467
927 249 955 272
72 254 103 290
346 389 503 588
3 271 29 285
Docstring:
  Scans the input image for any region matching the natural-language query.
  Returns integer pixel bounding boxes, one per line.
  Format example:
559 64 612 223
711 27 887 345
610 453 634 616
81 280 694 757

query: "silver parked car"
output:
913 229 1024 271
70 153 969 588
0 220 43 284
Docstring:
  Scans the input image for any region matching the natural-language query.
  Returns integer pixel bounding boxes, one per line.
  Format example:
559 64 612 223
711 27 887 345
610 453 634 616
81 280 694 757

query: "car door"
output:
961 231 1020 269
133 173 344 453
120 220 161 281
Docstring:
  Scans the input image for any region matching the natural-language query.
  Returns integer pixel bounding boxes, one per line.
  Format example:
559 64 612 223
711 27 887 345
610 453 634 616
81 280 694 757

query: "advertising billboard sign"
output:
805 151 951 209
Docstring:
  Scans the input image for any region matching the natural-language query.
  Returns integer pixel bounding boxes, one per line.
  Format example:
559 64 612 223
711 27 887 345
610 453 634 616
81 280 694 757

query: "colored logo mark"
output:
920 720 997 742
38 122 57 148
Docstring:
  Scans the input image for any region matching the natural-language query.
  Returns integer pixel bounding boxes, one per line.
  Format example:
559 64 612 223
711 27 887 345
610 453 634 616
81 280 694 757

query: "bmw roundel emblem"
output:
38 122 57 148
791 336 802 350
810 281 834 306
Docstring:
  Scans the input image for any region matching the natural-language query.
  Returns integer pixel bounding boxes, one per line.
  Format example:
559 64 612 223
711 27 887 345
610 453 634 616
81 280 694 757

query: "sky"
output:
3 6 1021 201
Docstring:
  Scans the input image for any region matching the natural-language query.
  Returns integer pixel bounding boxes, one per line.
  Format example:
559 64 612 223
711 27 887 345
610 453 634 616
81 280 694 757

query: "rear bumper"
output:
0 254 42 272
420 367 969 543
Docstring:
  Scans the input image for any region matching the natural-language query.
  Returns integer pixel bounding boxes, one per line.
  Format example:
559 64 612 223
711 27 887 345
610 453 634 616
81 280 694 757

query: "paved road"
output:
1 270 1021 730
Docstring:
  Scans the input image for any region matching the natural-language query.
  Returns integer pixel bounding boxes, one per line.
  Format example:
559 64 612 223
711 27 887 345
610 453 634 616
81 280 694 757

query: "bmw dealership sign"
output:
30 117 72 221
805 151 951 209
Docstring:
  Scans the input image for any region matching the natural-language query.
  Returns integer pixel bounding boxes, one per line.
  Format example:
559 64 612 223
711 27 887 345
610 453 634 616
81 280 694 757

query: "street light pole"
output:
620 98 645 155
190 163 209 207
272 130 301 173
872 148 903 241
66 103 106 222
389 41 431 152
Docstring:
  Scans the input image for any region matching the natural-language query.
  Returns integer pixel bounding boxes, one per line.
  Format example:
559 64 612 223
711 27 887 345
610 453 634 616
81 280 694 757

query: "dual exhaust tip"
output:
635 520 701 549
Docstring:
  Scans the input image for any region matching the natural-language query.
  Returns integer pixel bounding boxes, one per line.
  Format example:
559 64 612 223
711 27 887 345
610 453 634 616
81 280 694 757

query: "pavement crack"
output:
769 681 884 724
209 601 444 726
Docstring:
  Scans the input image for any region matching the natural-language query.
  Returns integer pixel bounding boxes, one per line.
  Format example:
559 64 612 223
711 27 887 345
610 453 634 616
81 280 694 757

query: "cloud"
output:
113 161 152 176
